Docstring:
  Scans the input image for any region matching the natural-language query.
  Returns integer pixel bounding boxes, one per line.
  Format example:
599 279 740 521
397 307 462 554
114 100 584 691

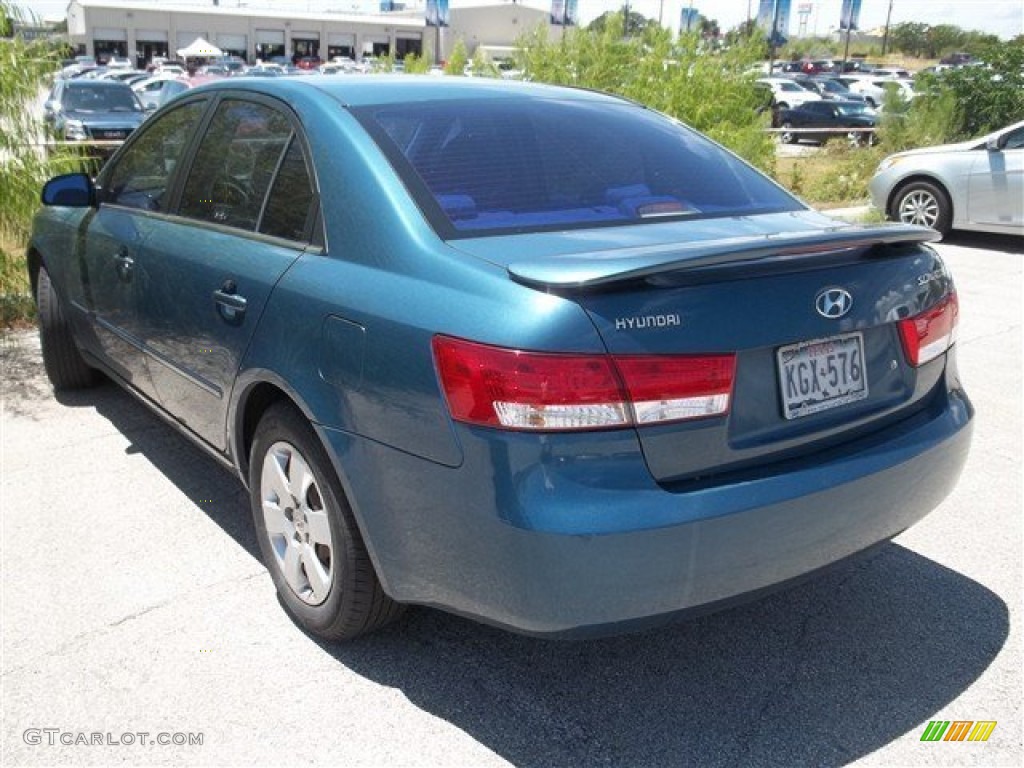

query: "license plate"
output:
98 130 126 139
777 332 868 420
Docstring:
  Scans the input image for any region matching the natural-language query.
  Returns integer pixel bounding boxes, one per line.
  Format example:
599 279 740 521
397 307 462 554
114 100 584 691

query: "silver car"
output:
869 120 1024 236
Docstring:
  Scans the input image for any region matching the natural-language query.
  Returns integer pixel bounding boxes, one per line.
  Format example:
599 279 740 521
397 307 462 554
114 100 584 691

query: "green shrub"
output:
924 40 1024 137
804 143 884 205
877 87 960 151
445 39 468 76
1 2 80 325
401 52 431 74
470 46 499 78
882 37 1023 149
371 53 395 72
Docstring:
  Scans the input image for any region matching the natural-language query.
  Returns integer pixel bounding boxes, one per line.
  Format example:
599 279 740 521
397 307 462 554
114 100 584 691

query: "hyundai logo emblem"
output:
815 287 853 319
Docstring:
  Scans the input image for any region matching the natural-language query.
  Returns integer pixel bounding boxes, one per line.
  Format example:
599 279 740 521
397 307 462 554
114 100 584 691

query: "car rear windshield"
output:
354 98 801 238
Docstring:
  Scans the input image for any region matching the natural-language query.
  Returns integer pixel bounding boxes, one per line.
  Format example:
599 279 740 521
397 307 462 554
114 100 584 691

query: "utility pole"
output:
623 1 630 37
881 0 894 57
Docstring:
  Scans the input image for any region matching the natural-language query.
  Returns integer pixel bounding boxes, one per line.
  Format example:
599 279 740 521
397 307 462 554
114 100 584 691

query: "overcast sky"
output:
18 0 1024 39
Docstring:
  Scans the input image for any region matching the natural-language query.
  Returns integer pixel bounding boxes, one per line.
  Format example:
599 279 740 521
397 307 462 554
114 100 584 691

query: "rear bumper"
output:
323 372 973 638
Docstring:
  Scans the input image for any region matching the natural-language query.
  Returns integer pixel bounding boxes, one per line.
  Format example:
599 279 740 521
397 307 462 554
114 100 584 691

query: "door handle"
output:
114 250 134 282
213 279 247 322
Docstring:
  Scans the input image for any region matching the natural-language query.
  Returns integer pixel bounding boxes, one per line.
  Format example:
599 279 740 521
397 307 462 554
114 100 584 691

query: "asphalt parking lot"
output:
1 231 1021 767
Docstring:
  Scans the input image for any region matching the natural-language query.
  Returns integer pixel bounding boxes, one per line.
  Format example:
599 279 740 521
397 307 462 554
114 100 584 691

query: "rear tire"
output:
36 267 99 391
250 402 404 641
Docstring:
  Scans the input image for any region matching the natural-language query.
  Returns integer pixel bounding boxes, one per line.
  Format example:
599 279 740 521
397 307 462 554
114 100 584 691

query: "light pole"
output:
841 4 853 71
768 1 781 75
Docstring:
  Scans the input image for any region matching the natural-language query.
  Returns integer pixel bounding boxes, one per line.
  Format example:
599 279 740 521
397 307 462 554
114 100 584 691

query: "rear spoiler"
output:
507 223 939 292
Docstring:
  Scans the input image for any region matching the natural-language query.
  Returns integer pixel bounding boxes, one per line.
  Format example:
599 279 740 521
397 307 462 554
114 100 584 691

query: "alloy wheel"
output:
898 189 940 228
260 441 334 606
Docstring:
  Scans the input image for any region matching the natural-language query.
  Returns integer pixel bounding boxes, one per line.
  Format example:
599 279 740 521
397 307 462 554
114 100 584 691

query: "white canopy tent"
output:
176 37 223 59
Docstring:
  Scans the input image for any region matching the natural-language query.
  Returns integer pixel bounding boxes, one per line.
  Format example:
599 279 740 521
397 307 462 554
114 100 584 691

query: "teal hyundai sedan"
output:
28 76 972 640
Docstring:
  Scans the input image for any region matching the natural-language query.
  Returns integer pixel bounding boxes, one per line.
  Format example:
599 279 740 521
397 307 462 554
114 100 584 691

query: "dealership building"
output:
65 0 558 66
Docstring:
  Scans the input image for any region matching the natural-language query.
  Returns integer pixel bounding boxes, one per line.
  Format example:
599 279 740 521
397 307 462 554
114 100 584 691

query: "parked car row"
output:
757 76 880 145
770 58 877 75
762 72 917 109
769 57 980 79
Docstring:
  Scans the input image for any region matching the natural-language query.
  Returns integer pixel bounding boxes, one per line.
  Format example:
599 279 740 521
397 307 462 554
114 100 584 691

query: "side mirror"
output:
985 136 1003 152
41 173 96 207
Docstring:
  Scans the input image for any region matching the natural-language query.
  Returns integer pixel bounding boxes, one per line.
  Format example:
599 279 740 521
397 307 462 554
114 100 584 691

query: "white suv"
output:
756 77 822 109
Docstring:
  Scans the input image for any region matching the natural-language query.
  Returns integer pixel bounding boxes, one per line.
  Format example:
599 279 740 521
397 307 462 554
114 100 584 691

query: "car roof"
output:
188 75 631 108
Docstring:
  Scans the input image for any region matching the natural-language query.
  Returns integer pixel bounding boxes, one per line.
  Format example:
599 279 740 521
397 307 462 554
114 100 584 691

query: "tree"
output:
960 30 1000 55
587 10 658 38
924 24 964 58
726 19 760 41
697 16 720 40
887 21 998 59
888 22 929 57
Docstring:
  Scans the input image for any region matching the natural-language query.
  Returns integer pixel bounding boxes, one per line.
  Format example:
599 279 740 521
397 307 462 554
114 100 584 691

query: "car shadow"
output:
64 377 1009 767
54 377 260 559
942 230 1024 254
1 331 58 419
321 546 1007 766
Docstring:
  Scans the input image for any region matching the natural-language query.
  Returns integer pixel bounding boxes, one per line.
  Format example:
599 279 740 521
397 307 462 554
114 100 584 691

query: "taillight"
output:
432 336 735 431
899 292 958 367
614 355 735 424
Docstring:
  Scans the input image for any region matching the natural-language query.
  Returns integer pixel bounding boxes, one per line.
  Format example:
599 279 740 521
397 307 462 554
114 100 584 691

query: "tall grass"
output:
516 16 776 173
1 2 78 326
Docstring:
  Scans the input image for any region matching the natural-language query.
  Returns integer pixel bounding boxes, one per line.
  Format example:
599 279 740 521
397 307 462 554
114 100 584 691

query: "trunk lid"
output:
452 213 953 483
